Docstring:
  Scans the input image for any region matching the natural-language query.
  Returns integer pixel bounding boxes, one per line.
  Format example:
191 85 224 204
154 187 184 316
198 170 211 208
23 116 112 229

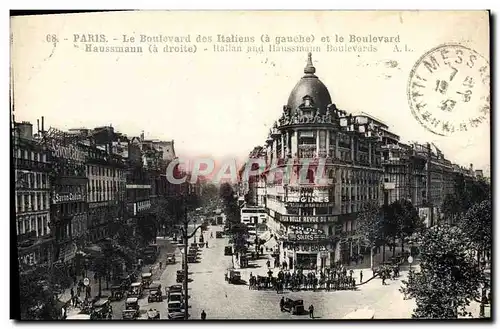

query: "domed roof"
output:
287 53 332 115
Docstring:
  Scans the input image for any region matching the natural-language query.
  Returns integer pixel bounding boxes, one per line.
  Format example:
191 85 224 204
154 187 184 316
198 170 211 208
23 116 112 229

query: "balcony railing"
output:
14 159 51 172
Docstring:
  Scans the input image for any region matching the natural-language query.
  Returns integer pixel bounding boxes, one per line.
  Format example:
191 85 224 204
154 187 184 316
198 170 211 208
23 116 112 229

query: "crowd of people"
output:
248 264 366 292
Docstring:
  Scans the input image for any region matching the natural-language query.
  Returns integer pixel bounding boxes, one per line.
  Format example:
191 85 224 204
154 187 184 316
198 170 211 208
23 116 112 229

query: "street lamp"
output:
178 196 203 320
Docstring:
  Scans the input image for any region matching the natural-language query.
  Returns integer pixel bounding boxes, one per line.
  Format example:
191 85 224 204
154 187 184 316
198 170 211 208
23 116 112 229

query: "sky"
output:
11 11 491 175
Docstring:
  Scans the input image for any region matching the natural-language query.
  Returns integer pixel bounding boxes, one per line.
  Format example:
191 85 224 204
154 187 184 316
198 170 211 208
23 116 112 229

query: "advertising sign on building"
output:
287 225 326 241
50 140 87 162
281 215 337 223
286 187 330 203
287 244 329 252
52 192 85 204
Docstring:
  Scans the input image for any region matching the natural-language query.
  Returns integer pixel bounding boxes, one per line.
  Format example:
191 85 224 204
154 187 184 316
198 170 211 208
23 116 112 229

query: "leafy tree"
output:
385 199 424 256
219 182 240 227
153 197 177 236
441 194 464 225
459 199 492 263
400 224 483 318
231 222 249 253
19 266 57 319
136 214 158 245
200 182 219 207
356 202 385 269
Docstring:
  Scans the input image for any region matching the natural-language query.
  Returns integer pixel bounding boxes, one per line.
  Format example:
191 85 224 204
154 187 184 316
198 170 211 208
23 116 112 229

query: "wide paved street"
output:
115 223 417 320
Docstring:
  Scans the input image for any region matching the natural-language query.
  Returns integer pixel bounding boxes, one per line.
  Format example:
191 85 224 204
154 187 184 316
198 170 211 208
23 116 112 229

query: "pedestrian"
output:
309 304 314 318
159 262 163 270
201 310 207 320
206 241 208 248
280 297 285 311
70 287 74 300
267 260 271 268
210 232 213 238
360 270 363 283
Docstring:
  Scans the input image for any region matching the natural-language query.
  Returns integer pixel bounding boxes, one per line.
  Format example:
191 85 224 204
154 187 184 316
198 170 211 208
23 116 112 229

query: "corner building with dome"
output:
253 53 388 270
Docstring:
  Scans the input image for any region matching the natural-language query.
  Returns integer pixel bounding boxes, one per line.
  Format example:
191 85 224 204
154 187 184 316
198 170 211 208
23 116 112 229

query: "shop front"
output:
281 240 333 271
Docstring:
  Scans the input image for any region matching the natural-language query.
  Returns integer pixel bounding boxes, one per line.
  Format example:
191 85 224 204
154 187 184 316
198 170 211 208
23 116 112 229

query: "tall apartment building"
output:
85 146 127 243
13 122 53 270
254 54 385 269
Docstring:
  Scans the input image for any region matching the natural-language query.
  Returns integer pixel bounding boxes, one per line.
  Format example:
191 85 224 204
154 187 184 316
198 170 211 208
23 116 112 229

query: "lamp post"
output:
178 195 203 320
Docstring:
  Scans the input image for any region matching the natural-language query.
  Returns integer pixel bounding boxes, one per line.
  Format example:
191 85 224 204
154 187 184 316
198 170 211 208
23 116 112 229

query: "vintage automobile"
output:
167 300 184 314
215 231 223 238
168 311 185 320
224 246 233 256
141 272 153 289
169 284 183 293
148 282 163 303
168 292 183 304
90 298 111 320
225 269 241 284
176 270 185 283
187 254 197 263
147 309 161 320
122 297 140 320
109 285 125 301
283 298 305 315
128 282 143 298
166 253 176 264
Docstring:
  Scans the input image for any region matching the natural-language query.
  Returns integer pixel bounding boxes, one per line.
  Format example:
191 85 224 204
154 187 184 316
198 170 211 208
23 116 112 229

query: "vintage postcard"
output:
10 10 491 321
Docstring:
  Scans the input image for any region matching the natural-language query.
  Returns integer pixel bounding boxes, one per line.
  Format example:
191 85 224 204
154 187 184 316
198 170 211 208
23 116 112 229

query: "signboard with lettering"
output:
286 187 330 203
52 192 85 204
287 244 329 252
288 233 326 241
280 215 338 223
50 140 86 162
286 202 335 208
289 225 324 235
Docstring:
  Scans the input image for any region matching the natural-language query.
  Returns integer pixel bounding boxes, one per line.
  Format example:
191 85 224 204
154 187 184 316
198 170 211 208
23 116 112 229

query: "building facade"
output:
14 122 53 270
254 54 386 270
85 146 127 243
48 136 88 264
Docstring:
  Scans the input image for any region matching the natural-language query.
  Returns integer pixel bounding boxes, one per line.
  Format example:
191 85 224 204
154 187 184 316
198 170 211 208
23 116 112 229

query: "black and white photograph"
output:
9 10 491 321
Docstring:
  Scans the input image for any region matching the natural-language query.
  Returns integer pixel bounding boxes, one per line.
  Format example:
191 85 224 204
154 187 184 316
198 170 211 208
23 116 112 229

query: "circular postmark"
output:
407 44 490 136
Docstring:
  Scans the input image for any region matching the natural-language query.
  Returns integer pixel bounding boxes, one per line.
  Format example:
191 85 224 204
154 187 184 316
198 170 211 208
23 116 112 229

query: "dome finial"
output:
304 52 316 74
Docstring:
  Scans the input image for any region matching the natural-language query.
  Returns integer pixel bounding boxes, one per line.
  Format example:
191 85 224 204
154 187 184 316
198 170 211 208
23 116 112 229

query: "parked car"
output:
282 298 305 315
225 269 241 284
166 253 176 264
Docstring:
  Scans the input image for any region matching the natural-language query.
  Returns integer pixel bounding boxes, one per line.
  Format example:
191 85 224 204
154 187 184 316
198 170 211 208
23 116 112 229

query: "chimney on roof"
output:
16 121 33 139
